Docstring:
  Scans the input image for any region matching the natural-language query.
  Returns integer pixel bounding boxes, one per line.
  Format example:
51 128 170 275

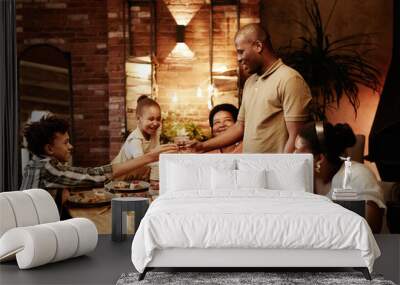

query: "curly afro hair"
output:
24 115 70 156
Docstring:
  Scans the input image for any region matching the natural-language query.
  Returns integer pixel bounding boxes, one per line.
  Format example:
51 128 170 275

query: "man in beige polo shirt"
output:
191 23 311 153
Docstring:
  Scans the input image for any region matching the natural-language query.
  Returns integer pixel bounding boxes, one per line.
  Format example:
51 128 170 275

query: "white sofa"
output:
0 189 98 269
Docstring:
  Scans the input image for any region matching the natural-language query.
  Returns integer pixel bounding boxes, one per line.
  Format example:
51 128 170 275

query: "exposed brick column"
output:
130 5 152 57
107 0 129 160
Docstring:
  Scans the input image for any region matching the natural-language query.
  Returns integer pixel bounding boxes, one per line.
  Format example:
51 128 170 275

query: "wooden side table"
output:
333 200 366 217
111 197 149 242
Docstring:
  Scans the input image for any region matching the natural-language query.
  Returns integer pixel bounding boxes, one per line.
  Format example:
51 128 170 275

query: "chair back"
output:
0 189 59 237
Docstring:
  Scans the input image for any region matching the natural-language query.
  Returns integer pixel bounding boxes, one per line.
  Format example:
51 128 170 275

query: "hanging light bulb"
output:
196 86 203 98
207 84 214 97
207 83 215 110
172 92 178 103
213 87 219 97
208 96 213 110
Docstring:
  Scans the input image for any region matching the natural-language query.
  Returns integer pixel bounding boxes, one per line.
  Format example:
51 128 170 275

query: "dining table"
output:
66 183 158 234
68 205 113 234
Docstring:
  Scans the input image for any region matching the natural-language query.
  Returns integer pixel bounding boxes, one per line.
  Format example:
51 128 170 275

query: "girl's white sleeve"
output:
124 139 144 159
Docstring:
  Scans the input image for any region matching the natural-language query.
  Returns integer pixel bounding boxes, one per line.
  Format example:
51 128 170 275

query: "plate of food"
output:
67 189 113 208
105 180 150 193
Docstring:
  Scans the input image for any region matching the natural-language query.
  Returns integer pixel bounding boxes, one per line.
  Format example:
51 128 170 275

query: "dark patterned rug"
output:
116 271 396 285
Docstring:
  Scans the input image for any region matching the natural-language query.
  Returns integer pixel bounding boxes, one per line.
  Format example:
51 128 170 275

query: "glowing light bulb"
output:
172 92 178 103
196 87 203 98
213 87 219 97
208 97 213 110
208 84 214 96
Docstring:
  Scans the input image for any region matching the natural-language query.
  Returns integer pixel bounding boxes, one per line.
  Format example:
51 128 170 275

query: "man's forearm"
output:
284 120 305 153
283 135 296 153
202 122 244 152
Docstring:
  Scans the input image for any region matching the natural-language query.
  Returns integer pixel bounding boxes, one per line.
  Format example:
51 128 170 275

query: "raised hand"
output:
185 140 205 153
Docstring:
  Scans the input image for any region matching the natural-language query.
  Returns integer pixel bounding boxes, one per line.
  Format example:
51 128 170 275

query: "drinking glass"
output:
174 136 190 153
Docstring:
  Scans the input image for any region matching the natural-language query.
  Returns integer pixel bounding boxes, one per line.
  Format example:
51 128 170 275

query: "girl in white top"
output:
113 95 161 181
294 121 385 233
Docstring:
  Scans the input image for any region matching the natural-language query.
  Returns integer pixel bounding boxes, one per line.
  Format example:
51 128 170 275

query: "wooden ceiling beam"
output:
212 0 238 6
127 0 155 7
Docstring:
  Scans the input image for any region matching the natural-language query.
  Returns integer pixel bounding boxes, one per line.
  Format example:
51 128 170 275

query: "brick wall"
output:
16 0 111 166
106 0 129 160
130 5 152 57
17 0 260 164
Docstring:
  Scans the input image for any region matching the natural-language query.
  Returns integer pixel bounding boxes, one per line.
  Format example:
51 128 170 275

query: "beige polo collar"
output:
259 58 283 80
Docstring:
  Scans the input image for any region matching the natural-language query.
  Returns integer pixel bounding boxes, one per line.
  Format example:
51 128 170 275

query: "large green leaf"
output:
277 0 381 120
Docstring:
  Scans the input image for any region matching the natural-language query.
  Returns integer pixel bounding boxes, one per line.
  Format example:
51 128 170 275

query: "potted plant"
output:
277 0 381 120
160 111 209 144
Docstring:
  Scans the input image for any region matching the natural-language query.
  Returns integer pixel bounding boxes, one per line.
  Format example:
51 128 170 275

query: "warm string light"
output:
171 92 178 104
169 81 222 113
207 84 215 110
207 84 214 96
207 98 213 110
196 87 203 98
